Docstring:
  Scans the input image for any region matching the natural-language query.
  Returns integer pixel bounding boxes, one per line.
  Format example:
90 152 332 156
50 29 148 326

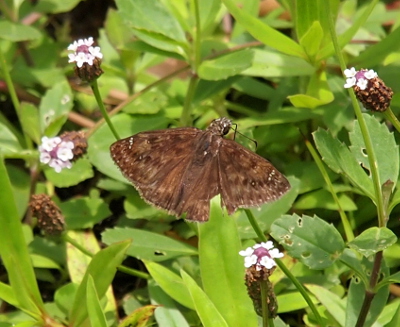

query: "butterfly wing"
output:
110 128 204 216
217 139 290 214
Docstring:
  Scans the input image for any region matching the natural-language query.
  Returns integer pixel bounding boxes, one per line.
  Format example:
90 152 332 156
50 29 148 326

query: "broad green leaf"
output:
88 114 170 182
383 301 400 327
148 280 190 327
39 79 73 136
69 240 130 327
271 214 345 269
348 227 397 257
306 284 346 327
144 261 194 310
277 291 318 313
294 189 357 211
349 114 399 190
198 196 257 327
43 158 94 188
61 192 111 230
0 156 44 317
221 0 305 58
242 49 314 78
86 275 107 327
54 283 78 317
0 282 17 307
339 249 369 285
34 0 82 13
313 128 375 200
181 270 229 327
198 49 254 80
0 21 40 41
102 227 197 262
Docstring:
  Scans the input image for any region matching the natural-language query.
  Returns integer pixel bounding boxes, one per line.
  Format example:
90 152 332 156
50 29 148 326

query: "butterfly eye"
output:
222 125 230 136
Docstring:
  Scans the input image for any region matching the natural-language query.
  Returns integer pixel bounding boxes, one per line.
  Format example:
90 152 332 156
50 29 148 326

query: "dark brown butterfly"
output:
110 117 290 222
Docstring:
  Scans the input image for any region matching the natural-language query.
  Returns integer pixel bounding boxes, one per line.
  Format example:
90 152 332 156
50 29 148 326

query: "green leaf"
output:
349 113 399 190
348 227 397 257
69 240 130 327
148 280 190 326
339 249 369 285
242 48 314 78
0 122 23 155
221 0 305 58
0 21 41 41
384 302 400 327
181 270 229 327
299 21 324 60
144 261 194 310
43 158 94 188
198 49 254 80
294 189 357 211
118 304 157 327
6 165 30 219
313 128 375 200
198 196 257 327
39 79 73 136
306 284 346 327
86 275 107 327
20 103 40 144
0 282 18 307
102 227 198 262
0 156 44 317
34 0 82 14
270 213 345 269
61 192 112 230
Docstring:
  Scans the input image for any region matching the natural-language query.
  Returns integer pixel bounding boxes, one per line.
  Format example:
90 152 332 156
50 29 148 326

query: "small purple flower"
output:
68 37 103 68
239 241 284 271
39 136 74 173
344 67 377 90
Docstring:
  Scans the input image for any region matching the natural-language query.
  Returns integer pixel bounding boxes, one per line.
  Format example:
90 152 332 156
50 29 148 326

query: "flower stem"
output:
383 108 400 134
90 79 120 140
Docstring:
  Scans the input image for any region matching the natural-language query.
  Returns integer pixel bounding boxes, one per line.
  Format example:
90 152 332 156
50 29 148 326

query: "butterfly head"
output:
207 117 232 136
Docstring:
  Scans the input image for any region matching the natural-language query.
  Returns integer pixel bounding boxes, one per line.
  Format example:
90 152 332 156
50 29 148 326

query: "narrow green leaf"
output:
69 240 131 327
349 114 399 191
20 103 40 144
0 282 17 307
0 122 23 155
86 275 107 327
103 227 197 262
293 189 357 211
299 21 323 59
384 301 400 327
181 270 229 327
118 305 157 327
271 213 345 269
313 128 375 200
0 156 44 317
144 261 194 310
221 0 305 58
348 227 397 257
198 196 257 327
198 49 254 80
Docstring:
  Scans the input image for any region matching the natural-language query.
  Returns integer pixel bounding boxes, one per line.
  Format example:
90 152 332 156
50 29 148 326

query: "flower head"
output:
39 136 74 173
343 67 393 112
30 194 65 235
239 241 283 271
67 37 103 82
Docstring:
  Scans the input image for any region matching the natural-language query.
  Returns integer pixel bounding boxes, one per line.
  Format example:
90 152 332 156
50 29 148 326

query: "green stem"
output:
63 234 150 280
180 76 198 126
243 210 324 326
326 0 384 226
383 108 400 134
303 135 354 242
0 44 32 149
90 79 120 140
192 0 202 72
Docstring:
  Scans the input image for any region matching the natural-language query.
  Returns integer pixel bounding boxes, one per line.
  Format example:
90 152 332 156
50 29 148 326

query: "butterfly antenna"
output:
232 124 258 149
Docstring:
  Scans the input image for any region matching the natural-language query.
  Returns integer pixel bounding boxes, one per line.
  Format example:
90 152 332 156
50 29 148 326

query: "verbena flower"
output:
39 136 74 173
30 194 65 235
343 67 393 112
67 37 103 82
239 241 284 271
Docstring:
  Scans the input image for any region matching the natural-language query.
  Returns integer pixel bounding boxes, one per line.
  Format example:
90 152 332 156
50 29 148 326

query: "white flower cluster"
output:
39 136 74 173
239 241 284 271
344 67 377 90
68 37 103 68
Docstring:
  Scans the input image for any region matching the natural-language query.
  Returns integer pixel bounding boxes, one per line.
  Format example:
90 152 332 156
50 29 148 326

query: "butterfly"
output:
110 117 290 222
